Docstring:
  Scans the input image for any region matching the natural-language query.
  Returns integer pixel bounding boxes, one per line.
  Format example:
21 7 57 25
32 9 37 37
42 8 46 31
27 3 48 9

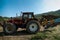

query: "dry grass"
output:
0 35 33 40
0 25 60 40
0 26 3 32
31 24 60 40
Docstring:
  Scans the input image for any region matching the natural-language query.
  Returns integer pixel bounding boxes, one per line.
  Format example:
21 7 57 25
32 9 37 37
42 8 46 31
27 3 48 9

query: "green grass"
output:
31 25 60 40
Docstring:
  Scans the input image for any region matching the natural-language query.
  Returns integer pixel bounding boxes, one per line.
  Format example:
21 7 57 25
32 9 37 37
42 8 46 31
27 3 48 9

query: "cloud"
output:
42 0 60 12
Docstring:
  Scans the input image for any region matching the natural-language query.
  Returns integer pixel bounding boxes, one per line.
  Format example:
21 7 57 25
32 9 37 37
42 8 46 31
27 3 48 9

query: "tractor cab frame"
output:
22 12 34 20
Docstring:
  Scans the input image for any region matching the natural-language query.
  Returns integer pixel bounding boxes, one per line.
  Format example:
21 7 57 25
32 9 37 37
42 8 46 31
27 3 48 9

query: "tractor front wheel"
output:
3 23 17 35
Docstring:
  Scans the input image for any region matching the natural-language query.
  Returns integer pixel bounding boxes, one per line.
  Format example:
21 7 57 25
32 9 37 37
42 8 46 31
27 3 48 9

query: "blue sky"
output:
0 0 60 17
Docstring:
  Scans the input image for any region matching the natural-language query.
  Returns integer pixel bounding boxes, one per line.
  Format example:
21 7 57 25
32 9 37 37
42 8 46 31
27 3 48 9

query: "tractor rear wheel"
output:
26 20 40 34
3 23 17 35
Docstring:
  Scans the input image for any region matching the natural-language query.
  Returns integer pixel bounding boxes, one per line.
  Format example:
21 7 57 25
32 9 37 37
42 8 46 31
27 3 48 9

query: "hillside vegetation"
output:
35 10 60 19
0 16 10 21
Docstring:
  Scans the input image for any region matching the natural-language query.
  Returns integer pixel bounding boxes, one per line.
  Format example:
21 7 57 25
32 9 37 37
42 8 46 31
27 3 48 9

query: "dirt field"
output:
0 25 60 40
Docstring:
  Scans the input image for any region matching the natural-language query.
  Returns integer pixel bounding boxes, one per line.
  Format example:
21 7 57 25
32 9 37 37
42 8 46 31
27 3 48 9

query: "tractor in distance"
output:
2 12 41 34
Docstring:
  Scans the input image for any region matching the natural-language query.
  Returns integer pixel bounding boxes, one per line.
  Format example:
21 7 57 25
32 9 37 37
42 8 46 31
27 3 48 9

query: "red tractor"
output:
3 12 40 34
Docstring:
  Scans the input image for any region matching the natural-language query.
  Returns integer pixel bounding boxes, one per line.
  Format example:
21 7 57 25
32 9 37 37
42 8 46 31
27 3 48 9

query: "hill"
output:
35 10 60 19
